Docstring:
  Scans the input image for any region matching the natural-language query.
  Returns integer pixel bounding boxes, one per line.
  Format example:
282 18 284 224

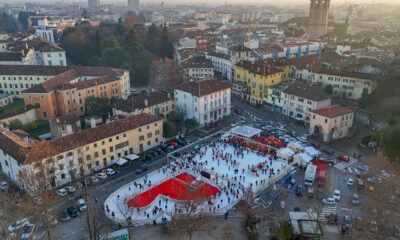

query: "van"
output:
77 199 87 212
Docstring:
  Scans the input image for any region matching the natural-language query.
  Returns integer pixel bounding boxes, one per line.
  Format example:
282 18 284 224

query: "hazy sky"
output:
4 0 400 6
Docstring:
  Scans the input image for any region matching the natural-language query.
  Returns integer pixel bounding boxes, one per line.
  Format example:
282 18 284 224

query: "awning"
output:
125 154 139 161
115 158 128 166
231 125 262 138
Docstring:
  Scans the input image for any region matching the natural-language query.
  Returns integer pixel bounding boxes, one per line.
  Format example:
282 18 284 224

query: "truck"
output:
317 170 326 187
304 164 317 186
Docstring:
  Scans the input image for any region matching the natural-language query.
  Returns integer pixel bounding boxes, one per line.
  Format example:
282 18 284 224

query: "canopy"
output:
115 158 128 166
125 154 139 161
287 142 304 151
304 147 321 157
277 147 295 160
293 153 313 167
231 125 262 138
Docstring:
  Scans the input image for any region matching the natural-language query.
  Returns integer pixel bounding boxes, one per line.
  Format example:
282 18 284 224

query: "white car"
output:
8 218 29 233
56 188 68 197
77 198 87 212
333 190 341 201
106 168 116 176
347 178 354 186
64 186 76 193
33 196 43 205
20 223 35 239
88 176 99 183
1 181 8 190
322 198 336 205
96 172 107 179
230 122 238 127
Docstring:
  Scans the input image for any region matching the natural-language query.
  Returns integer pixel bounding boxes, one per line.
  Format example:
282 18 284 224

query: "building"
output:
174 79 231 126
0 105 37 125
282 81 331 123
254 42 323 59
88 0 99 8
289 55 322 82
128 0 139 9
114 91 174 118
0 113 163 187
229 45 253 65
308 0 330 39
0 93 13 108
21 66 130 120
205 52 232 81
310 105 354 142
0 35 67 66
314 69 376 100
264 81 291 111
234 58 292 104
181 56 214 80
49 114 81 138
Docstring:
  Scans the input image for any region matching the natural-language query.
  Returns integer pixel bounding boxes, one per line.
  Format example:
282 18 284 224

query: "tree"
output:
100 47 130 68
159 26 173 58
277 221 294 240
149 58 181 90
123 29 143 55
185 118 199 130
17 140 59 240
115 18 127 35
168 182 215 240
82 9 89 19
358 88 370 109
84 96 115 116
100 37 120 51
354 154 400 239
163 121 175 138
8 119 23 130
0 13 15 32
384 127 400 162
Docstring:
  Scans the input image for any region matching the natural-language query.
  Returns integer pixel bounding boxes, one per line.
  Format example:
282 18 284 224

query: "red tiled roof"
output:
312 105 353 118
175 79 232 97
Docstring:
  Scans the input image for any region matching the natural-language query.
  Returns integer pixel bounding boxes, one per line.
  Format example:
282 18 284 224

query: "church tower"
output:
308 0 330 39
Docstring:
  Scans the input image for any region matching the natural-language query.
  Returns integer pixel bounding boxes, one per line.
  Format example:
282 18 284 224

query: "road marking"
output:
335 158 357 171
320 205 337 221
348 167 353 174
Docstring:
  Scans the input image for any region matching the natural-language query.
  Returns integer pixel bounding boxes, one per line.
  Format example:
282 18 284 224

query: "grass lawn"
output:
0 99 25 114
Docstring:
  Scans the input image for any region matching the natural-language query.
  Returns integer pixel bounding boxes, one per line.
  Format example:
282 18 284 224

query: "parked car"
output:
231 122 238 127
295 185 303 197
56 188 68 197
344 215 352 229
155 148 164 154
322 148 334 155
106 168 116 176
240 119 246 124
88 176 99 183
20 223 35 239
333 190 341 201
370 219 378 232
77 199 87 212
347 178 354 186
61 210 70 222
175 139 185 146
352 194 360 205
64 186 76 193
135 165 149 174
311 141 321 148
253 118 263 123
338 155 350 162
307 187 314 198
95 172 108 179
1 181 8 191
357 165 369 172
67 206 80 217
8 218 29 233
322 198 336 205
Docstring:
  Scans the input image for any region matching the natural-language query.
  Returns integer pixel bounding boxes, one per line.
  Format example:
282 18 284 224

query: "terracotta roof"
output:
289 55 322 72
235 59 285 76
312 105 353 118
0 52 22 62
229 45 252 52
206 51 230 61
175 79 232 97
316 68 376 80
0 105 35 121
115 92 172 113
181 56 213 69
55 114 80 125
0 128 31 163
0 65 69 76
283 81 331 101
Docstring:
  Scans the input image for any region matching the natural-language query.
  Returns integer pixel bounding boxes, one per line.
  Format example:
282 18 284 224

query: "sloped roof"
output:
116 91 172 113
311 105 353 118
175 79 231 97
283 81 331 101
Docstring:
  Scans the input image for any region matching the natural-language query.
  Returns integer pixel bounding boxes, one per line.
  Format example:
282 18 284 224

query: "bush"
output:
22 121 38 132
388 117 397 125
8 119 23 130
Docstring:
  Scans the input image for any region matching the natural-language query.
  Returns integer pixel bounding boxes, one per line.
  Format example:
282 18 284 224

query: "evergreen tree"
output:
123 29 143 55
115 18 127 35
160 26 173 58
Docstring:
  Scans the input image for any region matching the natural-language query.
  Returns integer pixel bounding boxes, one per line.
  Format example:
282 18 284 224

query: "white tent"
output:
231 125 262 138
287 142 304 152
277 147 295 161
304 147 321 157
125 154 139 161
115 158 128 166
293 153 313 167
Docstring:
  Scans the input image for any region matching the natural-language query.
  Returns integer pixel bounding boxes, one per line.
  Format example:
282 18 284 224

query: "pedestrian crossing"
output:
320 205 337 221
334 158 357 172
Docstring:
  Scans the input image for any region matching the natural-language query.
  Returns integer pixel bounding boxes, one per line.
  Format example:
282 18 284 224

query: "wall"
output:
0 95 13 107
0 149 24 182
0 74 53 98
0 108 37 125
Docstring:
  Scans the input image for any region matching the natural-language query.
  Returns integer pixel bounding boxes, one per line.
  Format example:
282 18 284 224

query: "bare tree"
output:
16 140 58 240
168 182 216 240
149 58 181 90
352 154 400 239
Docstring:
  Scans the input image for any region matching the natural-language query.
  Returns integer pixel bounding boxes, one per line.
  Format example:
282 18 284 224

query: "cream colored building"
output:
0 93 13 107
314 69 375 100
0 113 163 188
310 105 354 143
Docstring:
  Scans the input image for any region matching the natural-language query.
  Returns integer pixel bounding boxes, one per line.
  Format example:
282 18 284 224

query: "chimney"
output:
90 118 96 128
144 99 148 107
66 124 73 135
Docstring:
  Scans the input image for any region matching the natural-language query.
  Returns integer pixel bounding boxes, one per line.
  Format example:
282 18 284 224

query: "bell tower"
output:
308 0 330 39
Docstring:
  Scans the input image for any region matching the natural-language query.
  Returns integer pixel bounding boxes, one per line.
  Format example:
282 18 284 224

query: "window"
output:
155 130 160 135
94 152 99 158
43 112 47 117
139 135 144 141
148 141 151 146
109 138 112 143
109 146 113 152
86 146 89 150
147 133 152 138
116 136 120 140
123 133 127 137
102 149 106 155
102 140 105 145
139 128 142 132
86 154 91 160
325 118 328 124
